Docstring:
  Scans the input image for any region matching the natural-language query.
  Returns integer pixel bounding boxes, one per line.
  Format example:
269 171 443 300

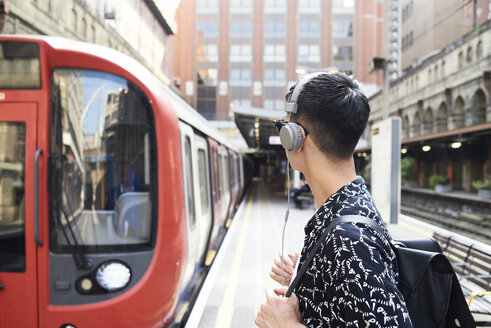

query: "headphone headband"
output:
284 72 326 114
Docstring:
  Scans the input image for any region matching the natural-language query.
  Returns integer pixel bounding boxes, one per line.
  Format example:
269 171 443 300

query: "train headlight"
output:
95 261 131 291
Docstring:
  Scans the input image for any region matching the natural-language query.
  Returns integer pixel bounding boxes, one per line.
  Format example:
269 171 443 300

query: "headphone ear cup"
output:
280 123 304 151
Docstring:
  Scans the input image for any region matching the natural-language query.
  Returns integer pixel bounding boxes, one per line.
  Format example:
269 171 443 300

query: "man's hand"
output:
254 287 303 328
270 252 299 286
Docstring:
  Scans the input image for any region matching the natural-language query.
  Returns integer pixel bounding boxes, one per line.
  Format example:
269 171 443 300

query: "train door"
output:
206 138 221 261
178 122 201 294
194 136 212 266
0 103 39 327
218 146 230 225
227 150 238 220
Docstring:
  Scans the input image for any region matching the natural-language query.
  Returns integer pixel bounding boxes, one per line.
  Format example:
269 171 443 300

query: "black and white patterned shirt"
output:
294 177 413 327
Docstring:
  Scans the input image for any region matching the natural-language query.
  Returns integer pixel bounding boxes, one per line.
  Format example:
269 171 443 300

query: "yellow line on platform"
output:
399 220 432 237
214 191 254 328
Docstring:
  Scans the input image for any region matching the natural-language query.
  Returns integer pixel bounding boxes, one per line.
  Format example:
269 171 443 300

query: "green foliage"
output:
401 157 416 183
360 163 371 182
429 175 450 189
472 177 491 191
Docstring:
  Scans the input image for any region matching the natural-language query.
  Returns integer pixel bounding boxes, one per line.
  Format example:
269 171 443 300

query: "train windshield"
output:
49 69 156 252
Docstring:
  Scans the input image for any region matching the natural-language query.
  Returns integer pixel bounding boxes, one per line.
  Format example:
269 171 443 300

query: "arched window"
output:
423 107 433 135
82 18 87 39
476 41 482 59
470 89 486 125
437 103 448 132
453 96 465 129
72 9 78 33
412 111 421 137
458 51 464 68
402 115 410 139
466 46 473 63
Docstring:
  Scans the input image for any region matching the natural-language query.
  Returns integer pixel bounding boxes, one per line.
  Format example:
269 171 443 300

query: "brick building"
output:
173 0 386 121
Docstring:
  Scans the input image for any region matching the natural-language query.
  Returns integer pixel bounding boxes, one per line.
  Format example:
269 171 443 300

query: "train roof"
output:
3 35 239 152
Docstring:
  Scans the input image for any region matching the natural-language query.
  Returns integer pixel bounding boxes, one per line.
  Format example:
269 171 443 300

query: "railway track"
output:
401 188 491 244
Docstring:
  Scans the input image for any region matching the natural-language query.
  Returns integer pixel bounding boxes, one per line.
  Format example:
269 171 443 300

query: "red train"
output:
0 35 251 327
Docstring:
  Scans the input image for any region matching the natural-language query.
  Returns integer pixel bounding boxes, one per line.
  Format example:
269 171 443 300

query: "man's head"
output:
285 72 370 160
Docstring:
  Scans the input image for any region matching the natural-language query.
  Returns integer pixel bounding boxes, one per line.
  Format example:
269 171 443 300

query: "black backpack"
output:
286 215 475 328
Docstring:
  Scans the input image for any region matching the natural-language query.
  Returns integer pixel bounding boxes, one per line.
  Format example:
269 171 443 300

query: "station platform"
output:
186 178 491 328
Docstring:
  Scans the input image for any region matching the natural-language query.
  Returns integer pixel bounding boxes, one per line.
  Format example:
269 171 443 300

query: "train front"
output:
0 36 186 327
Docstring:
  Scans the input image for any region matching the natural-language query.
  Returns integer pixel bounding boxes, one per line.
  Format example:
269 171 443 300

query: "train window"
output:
216 153 222 198
49 69 156 252
0 122 26 272
218 154 224 195
221 154 229 194
197 149 210 214
184 137 196 228
0 41 41 89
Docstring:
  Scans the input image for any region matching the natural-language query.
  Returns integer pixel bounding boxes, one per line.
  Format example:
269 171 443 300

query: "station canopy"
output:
233 106 284 152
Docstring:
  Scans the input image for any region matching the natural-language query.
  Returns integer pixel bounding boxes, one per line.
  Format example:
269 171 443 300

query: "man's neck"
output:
302 154 357 208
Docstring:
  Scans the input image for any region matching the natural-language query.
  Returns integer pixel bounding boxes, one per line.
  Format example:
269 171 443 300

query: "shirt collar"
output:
305 176 367 234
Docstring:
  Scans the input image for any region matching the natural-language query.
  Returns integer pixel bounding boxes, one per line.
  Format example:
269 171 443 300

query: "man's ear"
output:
297 126 306 152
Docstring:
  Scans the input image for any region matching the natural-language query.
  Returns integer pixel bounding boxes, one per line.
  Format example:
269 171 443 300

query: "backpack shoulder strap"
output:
285 215 385 297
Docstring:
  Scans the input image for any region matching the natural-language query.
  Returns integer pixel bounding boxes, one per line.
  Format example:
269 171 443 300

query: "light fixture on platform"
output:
451 142 462 149
401 148 407 154
422 145 431 152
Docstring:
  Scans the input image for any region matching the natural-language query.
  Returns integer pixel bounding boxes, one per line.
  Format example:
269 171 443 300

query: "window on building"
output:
197 68 218 86
197 0 218 13
298 44 320 62
230 21 251 37
466 46 473 62
458 51 464 68
476 41 482 58
333 21 353 38
333 45 353 61
231 99 251 108
264 0 286 13
264 99 284 110
264 21 286 37
333 0 354 9
197 44 218 62
197 21 218 37
263 69 286 86
230 0 252 13
230 44 252 62
298 0 320 13
298 21 320 37
264 44 286 62
230 69 252 86
197 83 217 120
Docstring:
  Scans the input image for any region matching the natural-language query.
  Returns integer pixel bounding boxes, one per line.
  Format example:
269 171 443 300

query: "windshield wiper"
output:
49 83 90 271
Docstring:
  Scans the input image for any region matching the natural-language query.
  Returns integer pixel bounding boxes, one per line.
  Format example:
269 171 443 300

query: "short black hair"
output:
285 72 370 159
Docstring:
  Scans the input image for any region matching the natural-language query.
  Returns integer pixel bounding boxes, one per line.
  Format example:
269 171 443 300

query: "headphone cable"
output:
281 150 291 287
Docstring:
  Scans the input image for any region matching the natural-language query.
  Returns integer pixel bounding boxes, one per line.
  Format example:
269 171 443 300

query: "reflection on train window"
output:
197 149 210 214
49 69 156 252
222 155 229 194
184 137 196 228
0 122 26 272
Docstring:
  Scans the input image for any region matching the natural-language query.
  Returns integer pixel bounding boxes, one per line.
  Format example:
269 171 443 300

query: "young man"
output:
255 72 413 328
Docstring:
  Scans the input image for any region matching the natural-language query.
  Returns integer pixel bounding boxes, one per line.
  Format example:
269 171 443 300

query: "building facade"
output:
401 0 490 71
3 0 178 85
367 19 491 192
174 0 386 121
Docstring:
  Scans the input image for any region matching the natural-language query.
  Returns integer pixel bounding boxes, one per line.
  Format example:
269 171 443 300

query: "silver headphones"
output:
278 72 326 151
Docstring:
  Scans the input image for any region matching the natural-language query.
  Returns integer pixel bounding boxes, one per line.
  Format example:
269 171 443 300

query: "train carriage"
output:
0 35 246 328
